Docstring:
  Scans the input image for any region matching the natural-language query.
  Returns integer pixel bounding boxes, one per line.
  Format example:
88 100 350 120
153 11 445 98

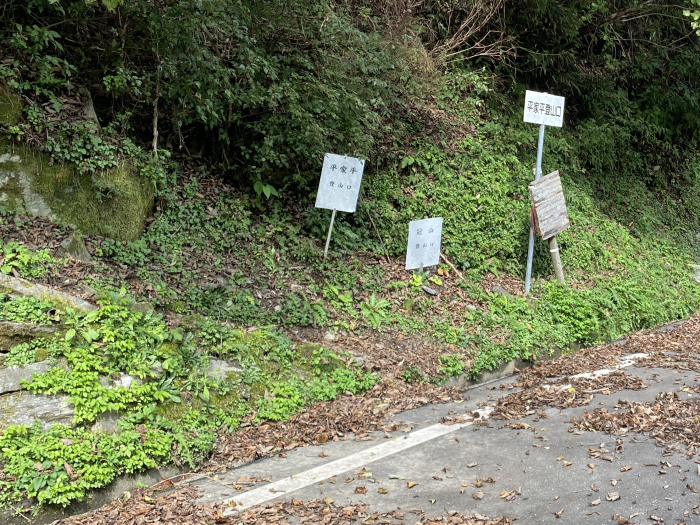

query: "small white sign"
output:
523 90 565 127
315 153 365 213
406 217 443 270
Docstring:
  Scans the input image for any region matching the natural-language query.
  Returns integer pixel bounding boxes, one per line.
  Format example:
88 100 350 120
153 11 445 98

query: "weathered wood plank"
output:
528 170 570 240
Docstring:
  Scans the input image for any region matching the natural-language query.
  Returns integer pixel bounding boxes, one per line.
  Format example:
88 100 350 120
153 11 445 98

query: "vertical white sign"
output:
315 154 365 213
405 217 443 270
523 91 565 127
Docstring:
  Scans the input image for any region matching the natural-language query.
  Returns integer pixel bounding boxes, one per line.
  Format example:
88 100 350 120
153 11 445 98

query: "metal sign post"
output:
525 124 545 293
406 217 443 270
315 153 365 261
522 90 565 294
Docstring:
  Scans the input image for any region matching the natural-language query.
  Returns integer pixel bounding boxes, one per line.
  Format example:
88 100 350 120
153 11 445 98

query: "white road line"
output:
220 353 651 515
569 353 648 380
222 408 492 514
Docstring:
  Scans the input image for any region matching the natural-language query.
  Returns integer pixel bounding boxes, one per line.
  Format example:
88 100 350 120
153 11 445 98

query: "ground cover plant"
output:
0 293 374 508
1 0 700 517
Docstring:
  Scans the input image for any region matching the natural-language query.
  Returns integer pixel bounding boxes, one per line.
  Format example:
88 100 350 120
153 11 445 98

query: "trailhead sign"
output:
523 89 566 293
315 154 365 213
315 153 365 260
523 90 565 128
529 170 570 240
405 217 443 270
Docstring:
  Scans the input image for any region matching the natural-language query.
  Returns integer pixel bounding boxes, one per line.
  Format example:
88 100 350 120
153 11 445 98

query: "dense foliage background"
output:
2 0 697 186
2 0 700 277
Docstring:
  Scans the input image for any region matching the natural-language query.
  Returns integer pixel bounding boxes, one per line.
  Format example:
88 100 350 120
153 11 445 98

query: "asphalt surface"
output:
187 357 700 524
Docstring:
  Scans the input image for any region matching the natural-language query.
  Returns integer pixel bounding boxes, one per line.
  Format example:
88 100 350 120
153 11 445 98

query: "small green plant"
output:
253 180 279 205
410 273 423 287
359 294 391 329
0 295 57 324
3 339 64 366
439 353 467 378
0 241 59 279
7 124 23 142
401 365 423 383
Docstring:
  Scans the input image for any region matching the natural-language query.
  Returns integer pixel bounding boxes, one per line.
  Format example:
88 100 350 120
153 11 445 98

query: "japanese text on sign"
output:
315 154 365 213
523 91 565 127
406 217 443 270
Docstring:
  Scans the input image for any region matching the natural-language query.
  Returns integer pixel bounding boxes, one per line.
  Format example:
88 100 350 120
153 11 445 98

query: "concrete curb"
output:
445 318 686 390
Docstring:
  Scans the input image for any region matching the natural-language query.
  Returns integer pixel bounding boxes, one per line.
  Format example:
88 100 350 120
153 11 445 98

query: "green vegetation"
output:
2 339 61 366
0 140 156 241
0 241 58 280
1 0 700 512
0 294 373 507
0 295 56 324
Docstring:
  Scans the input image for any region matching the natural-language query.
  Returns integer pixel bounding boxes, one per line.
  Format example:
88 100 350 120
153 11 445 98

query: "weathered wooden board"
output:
529 170 569 240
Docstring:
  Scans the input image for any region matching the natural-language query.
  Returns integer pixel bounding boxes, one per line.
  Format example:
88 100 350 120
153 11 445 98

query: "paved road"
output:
188 345 700 524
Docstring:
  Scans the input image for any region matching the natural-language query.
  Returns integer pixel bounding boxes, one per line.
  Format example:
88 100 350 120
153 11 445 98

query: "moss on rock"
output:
1 83 153 241
0 140 153 241
0 85 22 127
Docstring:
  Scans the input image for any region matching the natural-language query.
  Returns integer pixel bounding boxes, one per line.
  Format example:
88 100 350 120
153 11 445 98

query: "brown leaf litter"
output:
208 379 466 469
492 371 646 421
573 391 700 459
56 486 512 525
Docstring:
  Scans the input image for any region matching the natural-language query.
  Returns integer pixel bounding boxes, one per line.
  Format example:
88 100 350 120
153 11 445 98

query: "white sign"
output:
405 217 443 270
315 154 365 213
523 90 565 127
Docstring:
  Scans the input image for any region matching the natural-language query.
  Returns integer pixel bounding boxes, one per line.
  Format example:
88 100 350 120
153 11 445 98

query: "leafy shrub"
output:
0 241 58 279
439 353 467 378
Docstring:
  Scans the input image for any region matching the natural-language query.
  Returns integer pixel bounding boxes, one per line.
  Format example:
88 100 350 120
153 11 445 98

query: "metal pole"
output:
525 123 546 294
323 209 337 261
548 236 566 285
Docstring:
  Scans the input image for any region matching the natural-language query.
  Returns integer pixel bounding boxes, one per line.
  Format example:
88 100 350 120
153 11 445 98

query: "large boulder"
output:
0 84 153 241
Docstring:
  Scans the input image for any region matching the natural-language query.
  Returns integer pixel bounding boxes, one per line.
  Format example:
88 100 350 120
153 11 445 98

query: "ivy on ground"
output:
0 294 374 508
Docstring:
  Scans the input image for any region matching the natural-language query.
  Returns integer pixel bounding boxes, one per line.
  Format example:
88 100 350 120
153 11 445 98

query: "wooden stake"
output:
548 236 565 285
323 209 337 261
440 253 466 283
